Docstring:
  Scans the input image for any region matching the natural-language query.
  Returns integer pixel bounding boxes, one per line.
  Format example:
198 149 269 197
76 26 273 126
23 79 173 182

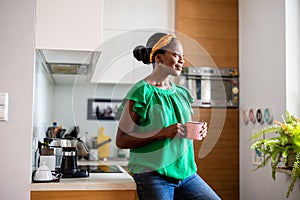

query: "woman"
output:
116 32 220 200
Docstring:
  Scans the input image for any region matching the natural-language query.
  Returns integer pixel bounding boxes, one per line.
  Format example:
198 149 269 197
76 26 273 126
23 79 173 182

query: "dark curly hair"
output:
133 33 174 64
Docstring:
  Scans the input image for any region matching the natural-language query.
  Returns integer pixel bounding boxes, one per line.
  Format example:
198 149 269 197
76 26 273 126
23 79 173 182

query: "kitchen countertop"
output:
30 159 135 191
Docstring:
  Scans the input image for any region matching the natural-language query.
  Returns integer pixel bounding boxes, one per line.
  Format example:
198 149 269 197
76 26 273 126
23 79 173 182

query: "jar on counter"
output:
39 148 56 171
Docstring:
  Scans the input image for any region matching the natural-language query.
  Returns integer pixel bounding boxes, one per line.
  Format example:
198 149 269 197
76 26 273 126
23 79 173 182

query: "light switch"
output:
0 93 8 106
0 93 8 121
0 106 8 121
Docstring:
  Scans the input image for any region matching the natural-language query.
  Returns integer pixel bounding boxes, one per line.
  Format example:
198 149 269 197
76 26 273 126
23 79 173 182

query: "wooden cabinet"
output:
35 0 104 51
31 190 137 200
192 108 239 200
176 0 238 68
176 1 239 197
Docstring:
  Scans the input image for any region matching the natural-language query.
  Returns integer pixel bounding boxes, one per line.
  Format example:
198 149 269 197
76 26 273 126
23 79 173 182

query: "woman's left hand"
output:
199 122 208 138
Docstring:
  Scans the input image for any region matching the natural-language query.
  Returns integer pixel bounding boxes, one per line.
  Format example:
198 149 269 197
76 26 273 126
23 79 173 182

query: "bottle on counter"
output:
89 137 99 160
117 148 126 158
46 122 65 139
97 127 110 159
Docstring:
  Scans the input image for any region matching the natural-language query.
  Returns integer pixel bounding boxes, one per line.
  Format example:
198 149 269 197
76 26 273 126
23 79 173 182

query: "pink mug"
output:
185 121 207 140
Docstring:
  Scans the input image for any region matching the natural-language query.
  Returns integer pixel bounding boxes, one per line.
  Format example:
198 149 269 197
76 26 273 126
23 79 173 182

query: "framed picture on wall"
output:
87 99 122 120
252 146 264 166
252 131 265 166
252 133 265 165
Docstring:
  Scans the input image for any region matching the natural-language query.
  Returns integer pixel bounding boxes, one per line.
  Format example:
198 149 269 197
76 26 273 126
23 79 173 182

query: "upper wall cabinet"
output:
91 0 175 84
134 0 174 30
36 0 174 84
102 0 135 31
35 0 104 51
102 0 174 31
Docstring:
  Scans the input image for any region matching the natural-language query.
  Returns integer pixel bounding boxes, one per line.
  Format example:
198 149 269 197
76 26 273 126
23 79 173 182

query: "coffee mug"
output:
185 121 206 140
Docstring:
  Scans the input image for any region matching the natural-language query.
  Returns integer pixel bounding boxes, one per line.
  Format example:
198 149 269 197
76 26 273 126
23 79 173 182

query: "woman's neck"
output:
144 73 171 89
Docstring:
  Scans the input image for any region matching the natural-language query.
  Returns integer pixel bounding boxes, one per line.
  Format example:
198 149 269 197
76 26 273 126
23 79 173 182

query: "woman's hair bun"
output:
133 45 151 64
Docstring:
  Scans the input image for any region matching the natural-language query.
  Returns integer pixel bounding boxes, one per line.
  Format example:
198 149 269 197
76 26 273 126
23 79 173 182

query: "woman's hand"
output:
184 121 208 141
116 100 194 149
200 122 207 138
160 123 186 139
117 121 187 149
198 121 208 140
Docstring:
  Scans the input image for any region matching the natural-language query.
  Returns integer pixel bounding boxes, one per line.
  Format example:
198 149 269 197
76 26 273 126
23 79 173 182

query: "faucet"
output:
77 138 112 156
94 138 112 149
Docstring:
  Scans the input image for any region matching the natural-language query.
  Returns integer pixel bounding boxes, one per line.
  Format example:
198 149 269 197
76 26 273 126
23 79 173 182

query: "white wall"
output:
33 54 133 156
33 51 54 140
52 83 132 156
239 0 300 199
0 0 35 200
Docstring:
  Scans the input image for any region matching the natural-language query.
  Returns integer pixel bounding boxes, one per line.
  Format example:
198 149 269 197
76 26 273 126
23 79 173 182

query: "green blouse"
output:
119 80 197 180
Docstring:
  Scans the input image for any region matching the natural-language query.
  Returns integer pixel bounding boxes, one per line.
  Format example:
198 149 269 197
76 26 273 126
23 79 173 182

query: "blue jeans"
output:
133 171 221 200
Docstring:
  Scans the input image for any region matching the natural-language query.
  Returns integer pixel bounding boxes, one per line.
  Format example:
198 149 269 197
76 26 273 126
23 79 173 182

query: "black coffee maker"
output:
60 147 89 178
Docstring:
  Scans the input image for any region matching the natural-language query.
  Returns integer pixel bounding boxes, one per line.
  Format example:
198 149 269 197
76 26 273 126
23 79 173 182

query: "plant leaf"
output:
249 126 281 141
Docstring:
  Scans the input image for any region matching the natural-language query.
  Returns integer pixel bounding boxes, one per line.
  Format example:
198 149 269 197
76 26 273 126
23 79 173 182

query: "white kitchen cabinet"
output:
92 29 163 84
91 30 135 84
102 0 135 31
92 0 175 84
103 0 174 31
36 0 174 83
35 0 104 51
134 0 175 30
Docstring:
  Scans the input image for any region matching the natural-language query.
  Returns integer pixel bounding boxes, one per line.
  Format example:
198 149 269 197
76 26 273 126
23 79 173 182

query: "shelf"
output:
276 167 292 175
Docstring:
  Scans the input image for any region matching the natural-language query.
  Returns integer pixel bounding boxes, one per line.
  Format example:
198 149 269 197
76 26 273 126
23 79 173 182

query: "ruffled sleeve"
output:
119 81 153 120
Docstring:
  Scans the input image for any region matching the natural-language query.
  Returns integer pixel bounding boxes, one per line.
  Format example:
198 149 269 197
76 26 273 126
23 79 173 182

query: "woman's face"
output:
156 40 185 76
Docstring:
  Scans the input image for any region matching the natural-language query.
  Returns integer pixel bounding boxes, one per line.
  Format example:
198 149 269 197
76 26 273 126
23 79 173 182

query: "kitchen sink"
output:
78 165 123 173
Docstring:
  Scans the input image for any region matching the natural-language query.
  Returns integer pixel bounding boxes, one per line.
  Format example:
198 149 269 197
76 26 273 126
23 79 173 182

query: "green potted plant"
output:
250 111 300 198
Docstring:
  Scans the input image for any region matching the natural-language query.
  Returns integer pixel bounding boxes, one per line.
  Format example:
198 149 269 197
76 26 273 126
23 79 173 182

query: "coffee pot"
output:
32 162 60 182
49 138 89 178
60 147 77 175
32 162 53 182
50 137 88 151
